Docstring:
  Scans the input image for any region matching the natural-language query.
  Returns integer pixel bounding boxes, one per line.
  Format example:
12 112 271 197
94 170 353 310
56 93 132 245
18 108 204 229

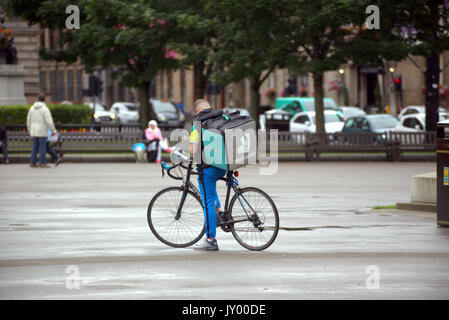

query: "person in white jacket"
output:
26 94 57 168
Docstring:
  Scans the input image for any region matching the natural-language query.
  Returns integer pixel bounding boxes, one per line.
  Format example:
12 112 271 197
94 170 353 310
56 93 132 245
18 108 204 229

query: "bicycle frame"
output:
170 161 259 226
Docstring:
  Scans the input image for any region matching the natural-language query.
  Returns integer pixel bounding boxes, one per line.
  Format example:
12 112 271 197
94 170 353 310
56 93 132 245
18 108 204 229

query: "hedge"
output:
0 104 91 125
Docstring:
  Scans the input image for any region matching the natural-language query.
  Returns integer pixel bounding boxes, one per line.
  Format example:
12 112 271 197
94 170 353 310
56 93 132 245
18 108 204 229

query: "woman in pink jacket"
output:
145 120 171 163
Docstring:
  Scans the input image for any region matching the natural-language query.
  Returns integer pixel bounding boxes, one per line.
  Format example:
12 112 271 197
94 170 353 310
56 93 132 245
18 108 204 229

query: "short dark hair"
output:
38 94 45 102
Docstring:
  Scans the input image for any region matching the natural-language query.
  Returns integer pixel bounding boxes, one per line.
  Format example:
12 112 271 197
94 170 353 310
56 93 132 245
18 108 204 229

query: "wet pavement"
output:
1 162 448 299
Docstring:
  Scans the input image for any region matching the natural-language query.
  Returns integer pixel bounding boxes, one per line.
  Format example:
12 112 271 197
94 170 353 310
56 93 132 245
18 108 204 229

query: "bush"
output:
0 105 29 125
0 104 91 125
47 104 91 124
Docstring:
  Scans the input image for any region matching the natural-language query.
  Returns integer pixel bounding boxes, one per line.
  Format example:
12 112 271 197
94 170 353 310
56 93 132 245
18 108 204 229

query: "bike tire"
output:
147 187 205 248
228 187 279 251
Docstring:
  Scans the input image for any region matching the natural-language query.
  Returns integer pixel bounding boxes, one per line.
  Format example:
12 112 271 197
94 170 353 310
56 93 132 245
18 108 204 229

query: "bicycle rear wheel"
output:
229 187 279 251
147 187 205 248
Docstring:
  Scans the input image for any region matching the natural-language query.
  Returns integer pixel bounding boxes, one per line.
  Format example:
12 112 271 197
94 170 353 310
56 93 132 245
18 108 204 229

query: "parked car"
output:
336 106 366 120
342 114 414 134
400 113 449 131
400 114 425 132
150 99 186 128
275 97 338 115
110 102 139 124
398 105 449 119
87 102 119 124
290 110 344 133
263 109 291 131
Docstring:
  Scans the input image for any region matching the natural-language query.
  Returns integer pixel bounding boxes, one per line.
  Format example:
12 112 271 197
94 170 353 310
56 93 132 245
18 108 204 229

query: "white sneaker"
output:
193 238 219 251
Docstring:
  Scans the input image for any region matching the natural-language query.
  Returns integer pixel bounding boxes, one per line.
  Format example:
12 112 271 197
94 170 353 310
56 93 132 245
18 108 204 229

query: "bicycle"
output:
147 150 279 251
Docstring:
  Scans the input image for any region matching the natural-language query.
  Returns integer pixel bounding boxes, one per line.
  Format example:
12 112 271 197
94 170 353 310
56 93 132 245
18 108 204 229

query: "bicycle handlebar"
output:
160 150 197 180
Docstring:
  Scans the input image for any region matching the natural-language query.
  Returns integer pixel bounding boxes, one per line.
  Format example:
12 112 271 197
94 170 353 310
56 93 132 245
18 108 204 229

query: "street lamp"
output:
389 67 395 73
338 68 347 105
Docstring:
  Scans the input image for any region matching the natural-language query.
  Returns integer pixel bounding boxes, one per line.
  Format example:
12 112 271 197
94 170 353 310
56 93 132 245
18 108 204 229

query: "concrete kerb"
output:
6 153 435 163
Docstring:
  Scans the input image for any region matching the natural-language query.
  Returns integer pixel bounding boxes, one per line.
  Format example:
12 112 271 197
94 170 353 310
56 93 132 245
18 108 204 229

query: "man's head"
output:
193 99 211 115
38 94 46 102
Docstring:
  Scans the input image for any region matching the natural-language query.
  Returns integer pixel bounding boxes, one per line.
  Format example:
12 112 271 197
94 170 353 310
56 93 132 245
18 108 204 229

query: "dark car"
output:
150 99 186 128
341 114 403 145
342 114 401 133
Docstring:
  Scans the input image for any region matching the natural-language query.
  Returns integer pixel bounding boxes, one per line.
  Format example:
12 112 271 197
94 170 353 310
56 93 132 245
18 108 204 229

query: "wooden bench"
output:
6 123 177 156
269 131 436 161
275 132 314 160
7 129 436 162
7 131 144 155
390 132 436 160
311 132 435 161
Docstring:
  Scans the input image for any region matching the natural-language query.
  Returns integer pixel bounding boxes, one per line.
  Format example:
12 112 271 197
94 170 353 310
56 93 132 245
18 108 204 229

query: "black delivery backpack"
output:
195 109 257 171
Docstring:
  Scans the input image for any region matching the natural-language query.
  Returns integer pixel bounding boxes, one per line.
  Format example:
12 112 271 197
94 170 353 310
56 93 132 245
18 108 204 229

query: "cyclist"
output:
190 99 226 251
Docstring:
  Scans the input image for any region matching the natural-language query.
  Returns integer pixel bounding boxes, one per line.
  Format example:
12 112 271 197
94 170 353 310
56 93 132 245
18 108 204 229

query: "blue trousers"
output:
30 137 48 164
198 166 227 239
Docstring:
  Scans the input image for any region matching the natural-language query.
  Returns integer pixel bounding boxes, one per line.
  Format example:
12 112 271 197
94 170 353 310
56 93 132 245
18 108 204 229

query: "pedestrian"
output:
0 125 9 164
144 120 171 163
190 99 227 251
46 129 62 166
26 94 57 168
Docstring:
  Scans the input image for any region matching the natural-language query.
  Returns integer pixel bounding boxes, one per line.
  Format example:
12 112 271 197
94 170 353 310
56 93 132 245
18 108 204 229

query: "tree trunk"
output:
249 78 261 129
194 62 208 100
138 81 157 130
313 72 326 134
425 54 440 132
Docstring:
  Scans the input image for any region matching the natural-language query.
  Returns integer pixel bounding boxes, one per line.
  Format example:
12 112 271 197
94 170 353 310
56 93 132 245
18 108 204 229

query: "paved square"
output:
1 162 448 299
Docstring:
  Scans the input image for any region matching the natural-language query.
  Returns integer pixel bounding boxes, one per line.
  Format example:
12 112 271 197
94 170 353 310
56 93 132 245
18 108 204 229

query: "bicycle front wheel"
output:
229 187 279 251
147 187 205 248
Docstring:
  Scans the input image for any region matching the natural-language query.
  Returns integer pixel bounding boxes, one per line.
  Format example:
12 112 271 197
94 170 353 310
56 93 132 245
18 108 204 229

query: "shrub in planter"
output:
0 104 91 125
48 104 91 124
0 105 30 125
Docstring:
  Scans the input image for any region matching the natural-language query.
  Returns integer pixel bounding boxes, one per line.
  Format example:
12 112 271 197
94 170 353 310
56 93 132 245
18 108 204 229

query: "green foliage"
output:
1 0 182 128
0 104 91 125
47 104 91 124
0 105 30 125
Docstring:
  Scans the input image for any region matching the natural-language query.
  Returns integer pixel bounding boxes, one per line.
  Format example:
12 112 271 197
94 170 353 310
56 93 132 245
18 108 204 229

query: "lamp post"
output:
338 68 348 106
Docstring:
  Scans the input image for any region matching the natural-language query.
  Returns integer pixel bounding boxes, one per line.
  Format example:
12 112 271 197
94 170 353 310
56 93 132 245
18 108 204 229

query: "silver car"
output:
110 102 139 125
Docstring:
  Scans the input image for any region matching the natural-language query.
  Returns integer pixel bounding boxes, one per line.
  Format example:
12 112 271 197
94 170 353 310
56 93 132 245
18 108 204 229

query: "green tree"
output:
172 0 220 100
207 0 290 121
389 0 449 131
1 0 181 128
282 1 364 134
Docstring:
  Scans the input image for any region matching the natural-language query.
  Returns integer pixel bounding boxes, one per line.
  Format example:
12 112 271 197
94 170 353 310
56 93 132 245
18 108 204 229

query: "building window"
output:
40 30 45 49
67 70 74 101
181 69 186 104
168 71 173 99
40 71 47 93
160 72 164 99
49 30 54 49
58 70 65 101
76 70 83 101
150 76 157 98
50 71 56 101
118 83 125 101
